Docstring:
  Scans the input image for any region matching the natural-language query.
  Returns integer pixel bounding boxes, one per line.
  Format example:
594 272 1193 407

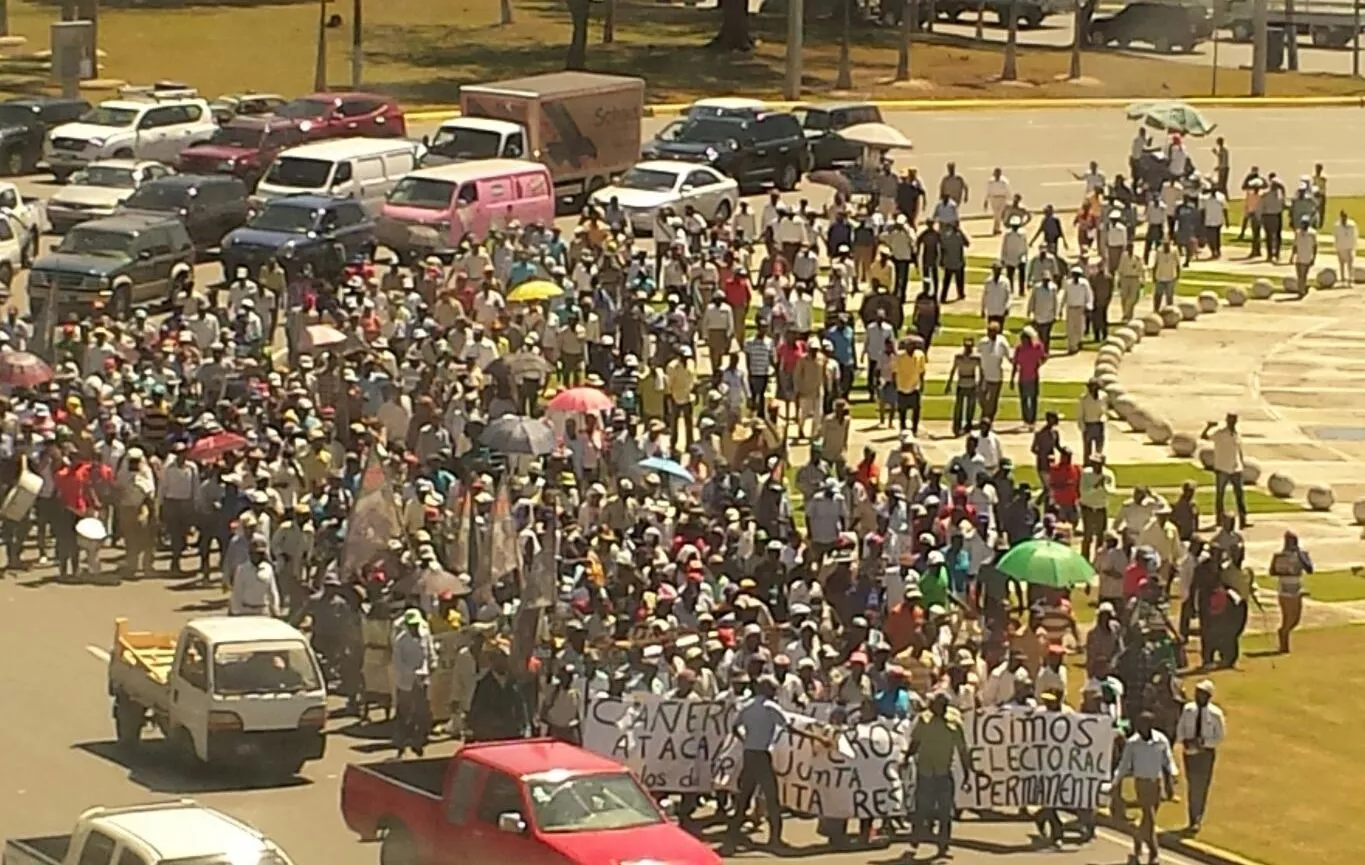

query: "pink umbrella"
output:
187 431 248 462
0 351 53 389
546 386 614 414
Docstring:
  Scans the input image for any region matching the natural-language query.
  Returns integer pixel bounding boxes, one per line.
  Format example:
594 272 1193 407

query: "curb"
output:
1096 815 1270 865
406 95 1365 123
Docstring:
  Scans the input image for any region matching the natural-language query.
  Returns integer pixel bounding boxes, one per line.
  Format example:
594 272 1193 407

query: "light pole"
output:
314 0 328 92
350 0 362 87
1354 0 1360 76
784 0 803 98
1251 0 1266 95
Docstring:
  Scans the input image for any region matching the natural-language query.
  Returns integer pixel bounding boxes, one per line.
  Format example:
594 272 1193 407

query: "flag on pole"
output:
341 447 401 577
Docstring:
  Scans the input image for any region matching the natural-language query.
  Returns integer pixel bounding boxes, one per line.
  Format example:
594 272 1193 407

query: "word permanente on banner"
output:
957 709 1116 810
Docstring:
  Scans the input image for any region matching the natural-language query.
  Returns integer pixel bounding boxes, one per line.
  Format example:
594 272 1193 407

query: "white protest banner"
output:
769 715 908 820
955 709 1115 810
582 695 737 792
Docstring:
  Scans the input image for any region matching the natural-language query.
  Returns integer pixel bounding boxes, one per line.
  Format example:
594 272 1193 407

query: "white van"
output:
254 137 422 212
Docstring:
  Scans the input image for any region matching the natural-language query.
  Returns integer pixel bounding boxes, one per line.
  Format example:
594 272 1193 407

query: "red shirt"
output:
1048 462 1081 507
1122 562 1148 598
1014 340 1047 382
53 462 94 515
723 274 752 311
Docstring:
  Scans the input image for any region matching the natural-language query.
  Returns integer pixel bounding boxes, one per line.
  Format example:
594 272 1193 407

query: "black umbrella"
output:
480 414 556 455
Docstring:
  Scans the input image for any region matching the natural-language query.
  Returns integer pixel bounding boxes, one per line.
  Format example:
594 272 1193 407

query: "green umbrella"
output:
1124 100 1217 137
995 539 1096 589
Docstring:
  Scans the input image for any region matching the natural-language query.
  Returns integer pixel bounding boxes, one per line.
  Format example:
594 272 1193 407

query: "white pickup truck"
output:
107 616 327 779
3 801 295 865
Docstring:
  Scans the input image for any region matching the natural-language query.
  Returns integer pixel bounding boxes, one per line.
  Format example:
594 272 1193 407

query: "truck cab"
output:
423 117 527 166
106 617 327 778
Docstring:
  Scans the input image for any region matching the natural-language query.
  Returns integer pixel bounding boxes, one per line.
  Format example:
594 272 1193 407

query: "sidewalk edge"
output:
1097 815 1272 865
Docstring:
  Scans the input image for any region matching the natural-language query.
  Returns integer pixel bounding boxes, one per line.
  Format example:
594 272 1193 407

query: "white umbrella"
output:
836 122 913 150
299 324 348 353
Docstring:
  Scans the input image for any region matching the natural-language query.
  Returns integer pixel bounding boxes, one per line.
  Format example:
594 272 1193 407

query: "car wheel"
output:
1154 35 1172 52
777 162 800 192
51 169 72 184
19 234 33 268
1022 10 1043 28
1 148 22 177
380 824 416 865
0 262 12 289
112 148 134 159
170 726 198 770
114 698 144 750
713 199 733 223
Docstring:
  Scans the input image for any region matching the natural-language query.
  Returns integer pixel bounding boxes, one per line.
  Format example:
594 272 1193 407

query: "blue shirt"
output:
507 261 537 288
826 325 855 366
875 687 911 720
736 695 790 751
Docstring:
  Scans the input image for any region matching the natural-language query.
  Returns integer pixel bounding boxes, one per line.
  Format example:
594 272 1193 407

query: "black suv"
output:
796 101 885 169
28 213 195 318
118 174 250 254
1089 2 1212 52
0 97 89 176
221 194 374 281
643 111 812 193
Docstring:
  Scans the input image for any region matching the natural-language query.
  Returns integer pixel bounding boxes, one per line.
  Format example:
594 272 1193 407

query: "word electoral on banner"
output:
956 708 1115 810
582 695 737 792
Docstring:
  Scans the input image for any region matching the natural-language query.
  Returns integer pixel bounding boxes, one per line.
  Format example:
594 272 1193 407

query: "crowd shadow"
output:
75 739 313 795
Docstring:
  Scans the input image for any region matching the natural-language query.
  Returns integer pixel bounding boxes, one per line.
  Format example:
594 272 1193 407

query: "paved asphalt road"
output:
0 106 1304 865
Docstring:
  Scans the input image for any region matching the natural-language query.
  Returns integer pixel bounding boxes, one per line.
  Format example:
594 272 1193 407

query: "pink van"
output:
377 158 554 259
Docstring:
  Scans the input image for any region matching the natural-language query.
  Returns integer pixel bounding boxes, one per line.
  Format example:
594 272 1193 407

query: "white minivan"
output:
253 137 422 211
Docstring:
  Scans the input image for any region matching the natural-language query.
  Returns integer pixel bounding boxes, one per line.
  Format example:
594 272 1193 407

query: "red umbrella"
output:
545 386 614 414
187 431 249 462
0 351 53 389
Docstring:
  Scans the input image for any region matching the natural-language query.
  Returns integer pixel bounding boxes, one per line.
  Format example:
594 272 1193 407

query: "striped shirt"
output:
744 336 775 377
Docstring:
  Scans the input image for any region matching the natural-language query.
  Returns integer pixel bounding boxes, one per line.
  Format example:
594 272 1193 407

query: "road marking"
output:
86 644 110 662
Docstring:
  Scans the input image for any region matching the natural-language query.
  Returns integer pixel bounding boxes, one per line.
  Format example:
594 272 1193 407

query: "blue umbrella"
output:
638 456 694 483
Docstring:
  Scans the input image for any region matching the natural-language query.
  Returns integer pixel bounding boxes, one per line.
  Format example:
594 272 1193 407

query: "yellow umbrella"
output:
506 279 564 303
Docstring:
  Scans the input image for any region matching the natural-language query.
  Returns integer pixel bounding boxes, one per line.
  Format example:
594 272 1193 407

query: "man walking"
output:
1175 679 1226 834
1202 413 1249 529
727 676 789 850
1260 174 1286 262
1061 265 1094 354
1115 711 1178 865
907 691 972 860
1077 379 1109 463
1291 217 1317 297
392 609 436 757
1152 239 1181 312
1334 209 1358 285
1027 277 1060 348
1116 243 1145 321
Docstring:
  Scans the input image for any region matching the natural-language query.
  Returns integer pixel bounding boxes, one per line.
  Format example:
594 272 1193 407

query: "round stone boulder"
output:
1142 313 1164 336
1307 484 1335 511
1097 372 1120 391
1097 348 1123 368
1241 460 1262 485
1170 432 1199 458
1227 286 1248 307
1105 382 1127 400
1112 395 1139 421
1353 497 1365 525
1114 328 1138 350
1197 445 1217 471
1282 275 1302 296
1354 266 1365 284
1102 337 1127 354
1318 267 1339 289
1250 279 1274 300
1127 408 1153 433
1159 306 1182 328
1267 472 1296 499
1178 301 1199 321
1094 363 1119 381
1146 419 1173 445
1198 291 1220 313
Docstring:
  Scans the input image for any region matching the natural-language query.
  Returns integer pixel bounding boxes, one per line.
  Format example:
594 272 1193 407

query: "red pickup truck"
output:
340 739 721 865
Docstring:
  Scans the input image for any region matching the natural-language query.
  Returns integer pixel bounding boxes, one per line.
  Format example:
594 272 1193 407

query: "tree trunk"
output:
602 0 616 43
975 0 985 41
500 0 513 24
1285 0 1299 69
566 0 590 68
925 0 934 30
1068 0 1081 78
895 0 914 79
1002 0 1018 79
836 0 853 88
708 0 754 50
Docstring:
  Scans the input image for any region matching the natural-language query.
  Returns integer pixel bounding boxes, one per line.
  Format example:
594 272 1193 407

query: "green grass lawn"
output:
1257 567 1365 603
847 378 1088 425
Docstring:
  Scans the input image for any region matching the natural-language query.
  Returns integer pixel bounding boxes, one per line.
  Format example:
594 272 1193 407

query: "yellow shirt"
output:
891 350 927 393
665 360 696 404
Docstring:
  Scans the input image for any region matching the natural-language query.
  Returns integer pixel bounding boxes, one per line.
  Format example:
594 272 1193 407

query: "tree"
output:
1070 0 1096 78
975 0 985 42
602 0 616 43
500 0 513 24
566 0 590 68
894 0 916 79
1001 0 1018 80
707 0 754 50
836 0 852 89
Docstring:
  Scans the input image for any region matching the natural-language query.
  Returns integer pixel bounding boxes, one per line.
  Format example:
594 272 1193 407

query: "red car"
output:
340 739 721 865
274 91 406 140
177 116 309 187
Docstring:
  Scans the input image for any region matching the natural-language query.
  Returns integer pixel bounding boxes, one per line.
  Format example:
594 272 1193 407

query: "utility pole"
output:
1285 0 1298 69
314 0 327 92
784 0 803 99
1211 17 1219 94
350 0 362 87
836 0 852 90
1251 0 1267 95
1068 0 1081 79
1354 0 1360 76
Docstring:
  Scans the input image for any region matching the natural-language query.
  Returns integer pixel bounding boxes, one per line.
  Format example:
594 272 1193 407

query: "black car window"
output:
0 220 14 242
51 102 90 124
674 118 749 144
0 104 39 126
799 110 830 131
475 772 525 825
139 106 182 129
75 831 117 865
444 759 483 825
319 208 342 233
685 170 718 188
122 184 189 211
334 202 367 227
0 188 17 210
338 98 380 118
830 110 850 128
143 227 174 256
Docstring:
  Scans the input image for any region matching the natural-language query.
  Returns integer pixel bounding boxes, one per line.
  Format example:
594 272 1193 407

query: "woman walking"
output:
1269 531 1312 654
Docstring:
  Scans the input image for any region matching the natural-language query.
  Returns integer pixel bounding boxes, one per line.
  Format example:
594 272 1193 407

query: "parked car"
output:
207 91 286 125
221 194 374 281
177 116 309 188
932 0 1059 28
1088 1 1212 52
46 86 216 182
795 101 885 169
686 97 768 119
642 111 811 193
590 160 739 235
118 173 249 254
0 97 88 176
340 739 721 865
46 159 174 233
27 213 194 318
4 801 296 865
273 91 407 140
0 180 47 264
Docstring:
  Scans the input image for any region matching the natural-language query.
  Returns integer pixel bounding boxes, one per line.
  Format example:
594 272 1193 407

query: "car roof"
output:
632 160 710 174
691 97 767 109
7 96 84 107
147 174 239 188
261 193 344 210
405 159 545 184
226 115 296 131
187 615 309 644
463 739 629 778
276 137 418 160
297 91 394 103
81 213 183 232
86 158 160 171
799 100 876 112
92 803 268 861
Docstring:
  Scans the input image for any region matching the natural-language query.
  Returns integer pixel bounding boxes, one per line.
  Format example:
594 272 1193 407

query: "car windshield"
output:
212 639 321 695
0 105 37 125
249 203 319 234
667 118 745 144
429 126 502 160
72 166 138 188
799 110 831 131
263 156 332 189
526 772 662 834
122 185 189 211
276 99 332 120
56 228 134 257
209 125 265 148
388 177 455 209
79 106 138 128
617 168 678 193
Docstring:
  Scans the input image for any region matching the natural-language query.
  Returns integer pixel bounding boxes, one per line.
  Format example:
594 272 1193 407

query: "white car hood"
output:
50 122 130 142
593 186 676 210
51 185 131 208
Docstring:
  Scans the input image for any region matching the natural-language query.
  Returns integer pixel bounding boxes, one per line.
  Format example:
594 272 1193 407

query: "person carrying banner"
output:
725 675 789 851
906 690 972 860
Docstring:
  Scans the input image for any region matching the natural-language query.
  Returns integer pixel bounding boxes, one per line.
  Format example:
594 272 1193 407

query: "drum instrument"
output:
0 470 42 522
76 516 108 552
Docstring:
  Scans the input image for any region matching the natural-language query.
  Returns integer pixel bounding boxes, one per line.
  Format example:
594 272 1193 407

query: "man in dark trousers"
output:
467 641 529 742
1175 679 1227 834
726 676 789 851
